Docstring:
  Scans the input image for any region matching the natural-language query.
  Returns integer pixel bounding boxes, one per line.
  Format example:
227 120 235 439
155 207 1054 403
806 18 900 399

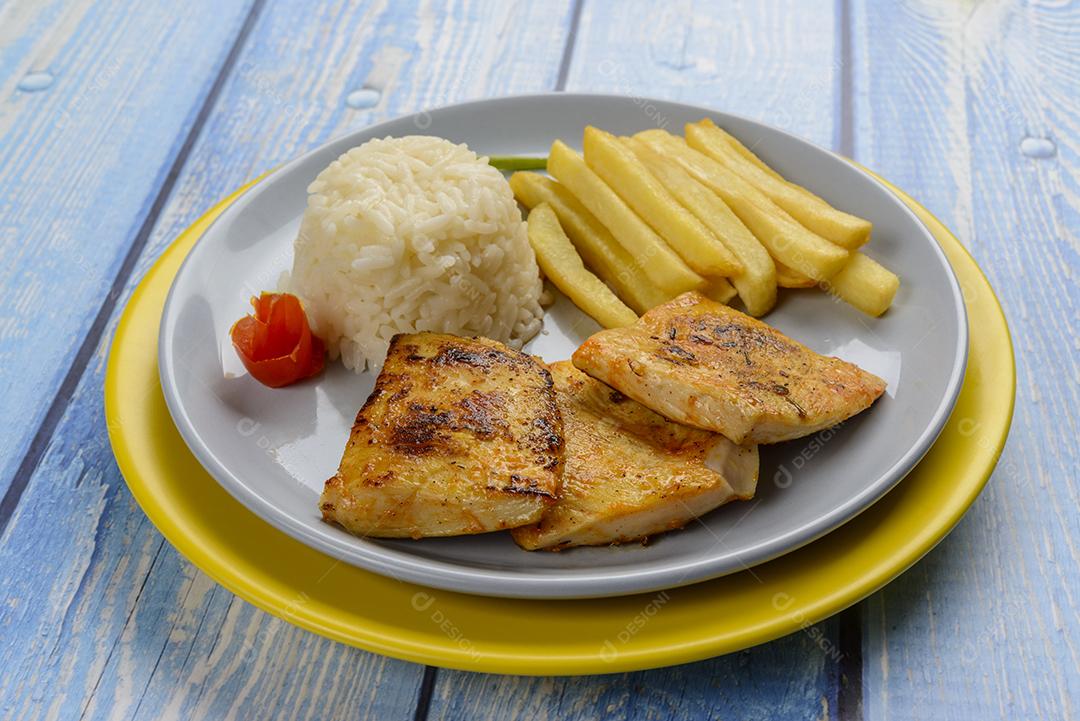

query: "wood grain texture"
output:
850 1 1080 719
427 2 850 719
0 0 256 502
2 0 1077 719
0 1 575 718
561 0 842 148
429 637 841 721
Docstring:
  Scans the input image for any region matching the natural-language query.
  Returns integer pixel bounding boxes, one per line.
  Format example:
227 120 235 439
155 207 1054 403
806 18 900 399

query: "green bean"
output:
488 155 548 171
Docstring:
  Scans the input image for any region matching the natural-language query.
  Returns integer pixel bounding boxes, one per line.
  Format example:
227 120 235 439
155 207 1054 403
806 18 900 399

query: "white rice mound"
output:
287 135 544 371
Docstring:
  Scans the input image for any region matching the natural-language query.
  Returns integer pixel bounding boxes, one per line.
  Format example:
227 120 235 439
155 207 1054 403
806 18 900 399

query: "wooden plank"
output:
427 1 848 718
428 629 842 721
561 0 842 148
850 2 1080 719
0 0 257 505
0 0 576 718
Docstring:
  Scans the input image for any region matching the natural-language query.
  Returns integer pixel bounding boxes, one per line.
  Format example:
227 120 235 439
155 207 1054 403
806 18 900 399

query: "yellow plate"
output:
106 176 1014 675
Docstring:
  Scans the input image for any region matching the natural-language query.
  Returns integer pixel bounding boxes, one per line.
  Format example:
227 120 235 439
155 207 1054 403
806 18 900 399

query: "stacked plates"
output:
108 95 1013 674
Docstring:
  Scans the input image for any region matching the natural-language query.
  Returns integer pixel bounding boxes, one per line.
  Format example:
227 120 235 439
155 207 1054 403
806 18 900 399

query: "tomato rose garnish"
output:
230 293 325 388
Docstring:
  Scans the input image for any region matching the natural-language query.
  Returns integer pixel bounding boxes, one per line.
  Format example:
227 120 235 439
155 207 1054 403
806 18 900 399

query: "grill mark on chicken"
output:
387 382 413 404
389 405 456 455
524 414 564 461
391 388 545 453
502 473 557 499
429 342 536 372
455 390 509 439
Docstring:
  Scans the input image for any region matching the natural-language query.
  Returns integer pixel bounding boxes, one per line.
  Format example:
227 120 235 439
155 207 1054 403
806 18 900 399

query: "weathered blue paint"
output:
0 0 258 510
850 2 1080 719
1 0 1076 719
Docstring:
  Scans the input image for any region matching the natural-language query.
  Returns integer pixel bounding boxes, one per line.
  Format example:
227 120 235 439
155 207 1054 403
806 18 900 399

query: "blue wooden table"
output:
1 1 1076 718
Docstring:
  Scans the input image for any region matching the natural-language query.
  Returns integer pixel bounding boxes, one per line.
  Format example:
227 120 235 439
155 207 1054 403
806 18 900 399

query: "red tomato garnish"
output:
230 293 325 388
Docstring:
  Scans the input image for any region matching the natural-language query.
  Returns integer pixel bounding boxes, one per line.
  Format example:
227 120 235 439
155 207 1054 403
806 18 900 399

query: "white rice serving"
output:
287 135 544 371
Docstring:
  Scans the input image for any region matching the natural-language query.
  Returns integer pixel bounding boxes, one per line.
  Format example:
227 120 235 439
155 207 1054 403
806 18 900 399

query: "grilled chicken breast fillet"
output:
321 333 564 538
572 292 886 444
511 361 758 551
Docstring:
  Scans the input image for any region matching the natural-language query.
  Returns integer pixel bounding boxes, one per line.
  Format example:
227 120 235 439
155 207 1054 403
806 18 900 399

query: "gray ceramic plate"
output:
159 94 967 599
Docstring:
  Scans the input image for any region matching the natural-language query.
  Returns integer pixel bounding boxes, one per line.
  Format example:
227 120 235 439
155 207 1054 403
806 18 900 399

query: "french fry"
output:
526 203 638 328
777 254 899 315
687 119 872 250
702 277 738 305
774 261 817 288
547 140 704 296
824 252 900 317
634 130 849 282
509 172 669 313
582 126 742 276
718 129 786 181
624 136 777 316
698 121 900 314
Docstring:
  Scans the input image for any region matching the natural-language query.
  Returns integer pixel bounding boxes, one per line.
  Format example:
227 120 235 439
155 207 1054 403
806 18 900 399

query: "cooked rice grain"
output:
287 136 544 371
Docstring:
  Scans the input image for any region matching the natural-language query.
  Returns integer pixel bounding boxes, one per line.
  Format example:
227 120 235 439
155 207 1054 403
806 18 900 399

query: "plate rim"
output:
108 170 1014 674
154 93 969 598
